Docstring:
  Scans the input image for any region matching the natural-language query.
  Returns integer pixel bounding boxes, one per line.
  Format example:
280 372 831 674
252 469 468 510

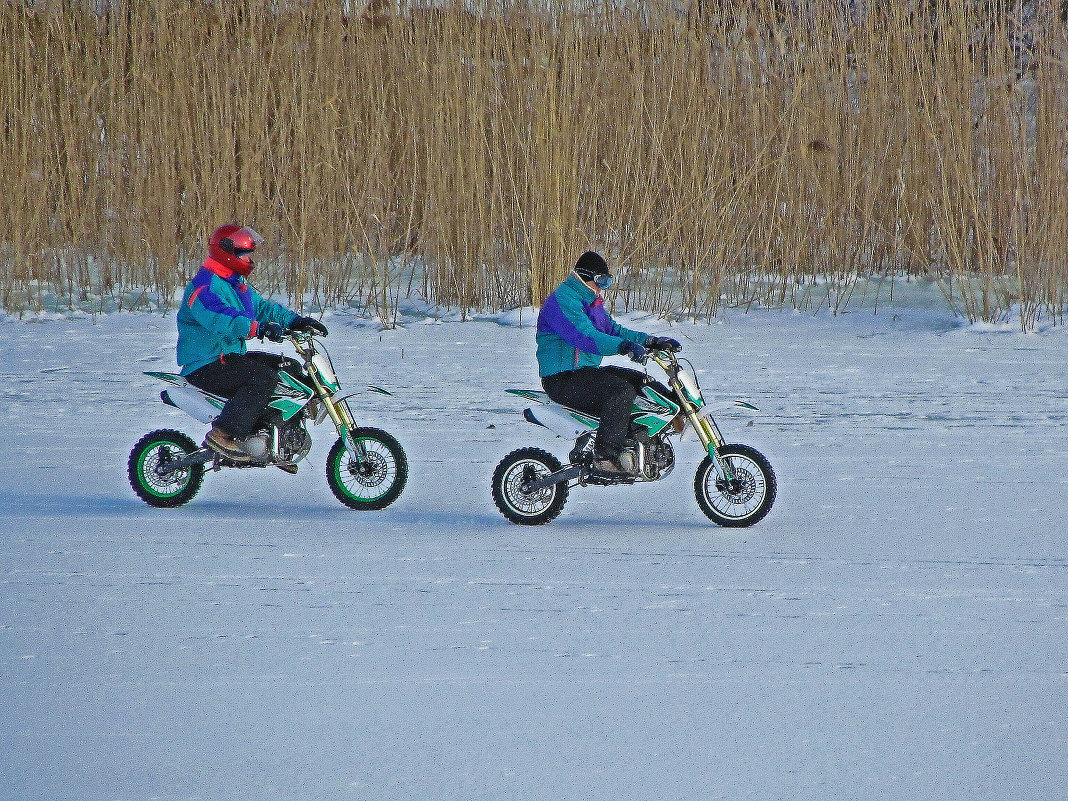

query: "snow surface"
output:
1 298 1066 801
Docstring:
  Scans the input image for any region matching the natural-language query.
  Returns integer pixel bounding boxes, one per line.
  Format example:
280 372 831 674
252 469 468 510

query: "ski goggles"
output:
575 269 613 290
573 266 614 290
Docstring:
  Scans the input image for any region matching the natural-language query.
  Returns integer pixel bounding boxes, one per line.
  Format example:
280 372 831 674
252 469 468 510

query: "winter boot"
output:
591 449 637 482
204 425 251 463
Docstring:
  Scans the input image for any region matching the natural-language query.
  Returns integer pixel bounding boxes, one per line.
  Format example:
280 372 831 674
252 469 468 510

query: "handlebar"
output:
623 339 682 366
285 330 321 355
258 326 322 345
647 347 681 370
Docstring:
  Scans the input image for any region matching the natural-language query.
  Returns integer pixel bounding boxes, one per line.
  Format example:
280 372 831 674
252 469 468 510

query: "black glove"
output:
291 316 329 337
619 340 648 364
258 321 285 343
645 335 682 352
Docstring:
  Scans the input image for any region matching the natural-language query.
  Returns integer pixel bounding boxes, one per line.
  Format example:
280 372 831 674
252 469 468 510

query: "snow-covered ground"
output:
1 294 1066 801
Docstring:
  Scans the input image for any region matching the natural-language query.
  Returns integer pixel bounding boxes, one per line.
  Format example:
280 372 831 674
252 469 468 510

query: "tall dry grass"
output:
2 0 1068 328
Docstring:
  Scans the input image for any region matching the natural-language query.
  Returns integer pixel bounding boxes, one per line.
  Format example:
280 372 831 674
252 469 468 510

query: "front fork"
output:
672 383 735 482
308 375 367 461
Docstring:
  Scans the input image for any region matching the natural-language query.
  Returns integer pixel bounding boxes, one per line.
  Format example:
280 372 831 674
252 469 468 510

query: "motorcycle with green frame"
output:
491 344 776 526
129 329 407 510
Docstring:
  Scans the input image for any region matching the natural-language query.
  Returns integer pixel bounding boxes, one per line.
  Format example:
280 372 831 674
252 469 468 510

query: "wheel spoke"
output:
504 462 554 514
129 429 204 508
143 444 189 494
327 428 408 510
492 448 568 525
704 461 764 516
709 459 765 516
695 446 776 527
340 443 397 500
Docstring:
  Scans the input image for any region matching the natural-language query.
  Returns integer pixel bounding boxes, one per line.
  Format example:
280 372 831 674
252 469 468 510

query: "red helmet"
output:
208 224 264 276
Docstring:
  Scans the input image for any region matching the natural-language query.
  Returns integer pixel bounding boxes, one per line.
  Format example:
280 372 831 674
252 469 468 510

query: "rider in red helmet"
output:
208 223 263 277
176 224 329 466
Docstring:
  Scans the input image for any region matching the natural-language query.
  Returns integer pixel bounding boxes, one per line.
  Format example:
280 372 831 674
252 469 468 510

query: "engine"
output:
277 420 313 463
571 429 676 481
242 417 312 465
636 433 675 481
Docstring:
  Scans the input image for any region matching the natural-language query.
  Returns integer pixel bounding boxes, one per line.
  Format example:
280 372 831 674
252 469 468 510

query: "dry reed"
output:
2 0 1067 329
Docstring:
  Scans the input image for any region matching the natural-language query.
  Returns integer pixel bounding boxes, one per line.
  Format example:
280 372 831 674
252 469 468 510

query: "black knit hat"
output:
574 251 609 281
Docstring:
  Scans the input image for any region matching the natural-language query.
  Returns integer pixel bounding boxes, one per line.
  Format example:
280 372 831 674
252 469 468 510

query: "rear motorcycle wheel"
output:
128 429 204 508
694 444 776 527
492 447 568 526
327 428 408 511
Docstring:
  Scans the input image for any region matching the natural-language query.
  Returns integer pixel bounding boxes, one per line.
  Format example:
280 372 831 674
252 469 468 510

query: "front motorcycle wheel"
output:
695 444 776 527
327 427 408 511
128 429 204 508
492 447 568 526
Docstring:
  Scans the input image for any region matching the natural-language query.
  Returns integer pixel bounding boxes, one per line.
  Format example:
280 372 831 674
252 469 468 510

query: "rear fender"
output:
159 384 225 425
523 404 597 439
508 389 598 439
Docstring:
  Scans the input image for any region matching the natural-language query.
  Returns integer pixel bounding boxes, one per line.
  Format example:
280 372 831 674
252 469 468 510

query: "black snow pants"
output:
542 365 653 458
186 351 300 438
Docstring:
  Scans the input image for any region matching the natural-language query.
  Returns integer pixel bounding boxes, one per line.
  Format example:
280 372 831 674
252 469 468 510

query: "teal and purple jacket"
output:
535 274 647 377
176 258 298 375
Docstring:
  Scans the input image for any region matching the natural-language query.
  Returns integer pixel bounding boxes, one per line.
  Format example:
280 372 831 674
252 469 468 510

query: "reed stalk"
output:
2 0 1067 330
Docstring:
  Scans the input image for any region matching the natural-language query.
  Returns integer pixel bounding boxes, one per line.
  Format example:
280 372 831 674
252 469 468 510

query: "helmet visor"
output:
231 227 265 256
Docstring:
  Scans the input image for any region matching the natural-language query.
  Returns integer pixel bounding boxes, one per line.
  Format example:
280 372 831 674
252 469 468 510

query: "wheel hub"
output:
151 447 185 479
518 465 540 495
716 472 755 502
348 455 386 486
